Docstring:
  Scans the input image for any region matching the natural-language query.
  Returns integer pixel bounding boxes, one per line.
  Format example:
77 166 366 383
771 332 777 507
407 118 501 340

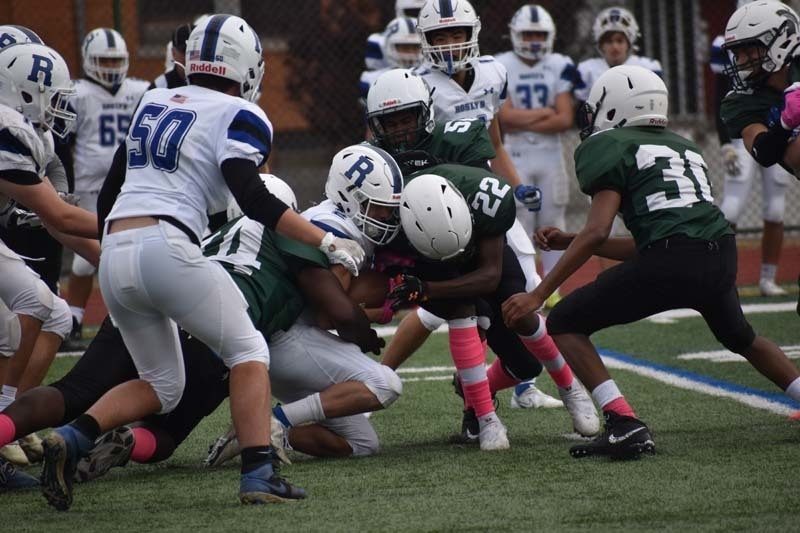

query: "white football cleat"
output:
204 424 240 468
510 381 564 409
0 442 29 466
479 418 510 451
558 382 601 437
759 279 787 296
270 417 292 465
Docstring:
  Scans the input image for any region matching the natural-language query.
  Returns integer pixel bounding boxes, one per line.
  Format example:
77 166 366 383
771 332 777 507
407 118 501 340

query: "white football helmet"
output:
722 1 800 90
592 7 640 51
226 174 298 220
0 43 76 138
0 25 43 49
384 17 423 68
82 28 129 89
185 14 264 103
509 5 556 61
417 0 481 75
396 0 426 19
579 65 668 140
400 175 473 260
326 144 404 245
366 68 435 152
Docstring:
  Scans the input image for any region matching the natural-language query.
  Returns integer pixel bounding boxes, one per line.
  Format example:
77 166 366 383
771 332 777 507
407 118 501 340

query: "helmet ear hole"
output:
606 109 616 121
21 91 32 104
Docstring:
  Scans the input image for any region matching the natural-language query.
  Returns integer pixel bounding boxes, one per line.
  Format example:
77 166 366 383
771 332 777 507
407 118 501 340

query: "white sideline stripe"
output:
678 345 800 363
600 355 796 416
646 302 795 323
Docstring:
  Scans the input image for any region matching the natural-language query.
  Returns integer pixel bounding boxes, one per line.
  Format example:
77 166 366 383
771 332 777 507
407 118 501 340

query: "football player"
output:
573 7 662 105
719 1 800 300
388 164 600 450
364 0 426 72
413 0 538 209
365 68 563 412
1 175 391 490
0 41 98 489
497 5 575 312
0 26 78 466
502 65 800 459
150 23 193 90
359 17 423 107
57 28 150 351
39 15 364 510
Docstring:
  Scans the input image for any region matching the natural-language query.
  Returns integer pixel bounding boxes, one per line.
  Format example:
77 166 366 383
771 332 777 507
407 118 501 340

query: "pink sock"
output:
450 320 492 417
604 397 636 418
463 381 495 418
520 315 574 388
130 427 157 463
0 414 16 447
487 359 519 394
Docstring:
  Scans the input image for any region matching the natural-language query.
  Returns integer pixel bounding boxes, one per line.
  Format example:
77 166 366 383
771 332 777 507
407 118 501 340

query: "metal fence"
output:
17 0 800 234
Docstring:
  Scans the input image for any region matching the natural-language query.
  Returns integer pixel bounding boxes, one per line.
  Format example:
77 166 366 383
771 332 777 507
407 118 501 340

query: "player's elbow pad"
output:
751 127 791 167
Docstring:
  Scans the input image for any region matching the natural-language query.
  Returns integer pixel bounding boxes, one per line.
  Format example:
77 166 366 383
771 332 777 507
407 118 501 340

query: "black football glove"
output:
388 274 429 311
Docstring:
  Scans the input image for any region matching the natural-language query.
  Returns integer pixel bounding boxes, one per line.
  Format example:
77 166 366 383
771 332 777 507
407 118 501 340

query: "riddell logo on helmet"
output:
380 99 401 107
439 17 457 23
189 62 227 75
649 118 667 126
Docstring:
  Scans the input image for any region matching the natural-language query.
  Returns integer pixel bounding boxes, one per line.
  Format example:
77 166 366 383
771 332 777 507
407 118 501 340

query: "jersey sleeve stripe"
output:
365 40 383 60
0 128 34 158
311 220 350 239
228 109 272 158
561 63 577 81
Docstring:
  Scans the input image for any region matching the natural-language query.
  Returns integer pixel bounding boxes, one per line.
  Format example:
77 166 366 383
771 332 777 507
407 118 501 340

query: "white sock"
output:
760 263 778 283
69 306 85 325
591 379 623 409
281 393 325 426
785 377 800 402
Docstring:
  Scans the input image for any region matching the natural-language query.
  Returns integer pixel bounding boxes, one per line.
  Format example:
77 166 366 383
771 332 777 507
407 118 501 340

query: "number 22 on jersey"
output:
471 177 510 217
128 103 197 172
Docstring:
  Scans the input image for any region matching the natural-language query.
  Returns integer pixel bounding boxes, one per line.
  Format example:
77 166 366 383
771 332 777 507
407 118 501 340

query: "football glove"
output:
319 232 365 277
388 274 429 311
781 82 800 130
514 184 542 212
720 143 741 177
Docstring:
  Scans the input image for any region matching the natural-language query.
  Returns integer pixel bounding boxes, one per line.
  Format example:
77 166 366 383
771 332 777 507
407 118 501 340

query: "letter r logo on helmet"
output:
344 156 375 187
27 54 53 86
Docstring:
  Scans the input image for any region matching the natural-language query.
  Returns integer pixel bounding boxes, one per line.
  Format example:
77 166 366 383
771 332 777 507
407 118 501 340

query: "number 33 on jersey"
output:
575 126 731 251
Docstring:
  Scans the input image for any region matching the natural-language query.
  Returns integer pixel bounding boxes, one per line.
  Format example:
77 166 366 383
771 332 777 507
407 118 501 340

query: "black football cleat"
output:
570 411 655 460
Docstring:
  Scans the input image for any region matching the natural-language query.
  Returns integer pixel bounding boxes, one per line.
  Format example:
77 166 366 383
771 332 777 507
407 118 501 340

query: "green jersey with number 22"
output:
407 163 515 238
575 126 732 251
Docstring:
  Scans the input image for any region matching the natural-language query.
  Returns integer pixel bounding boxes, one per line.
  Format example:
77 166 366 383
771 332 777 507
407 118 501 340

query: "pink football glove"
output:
780 82 800 130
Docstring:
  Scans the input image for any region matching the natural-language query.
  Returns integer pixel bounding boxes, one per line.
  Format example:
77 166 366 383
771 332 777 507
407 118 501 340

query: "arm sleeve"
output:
53 134 75 192
714 74 732 145
97 142 127 235
220 158 289 231
45 155 69 193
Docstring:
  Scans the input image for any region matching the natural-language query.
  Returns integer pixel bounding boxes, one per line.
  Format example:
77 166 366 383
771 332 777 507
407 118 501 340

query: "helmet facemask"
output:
22 72 76 139
722 38 774 91
368 102 430 153
578 86 607 141
85 53 128 89
422 26 480 75
353 190 401 245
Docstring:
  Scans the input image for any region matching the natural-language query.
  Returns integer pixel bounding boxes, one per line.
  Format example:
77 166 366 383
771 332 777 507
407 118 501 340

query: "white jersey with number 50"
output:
414 56 508 127
70 78 149 192
107 85 273 240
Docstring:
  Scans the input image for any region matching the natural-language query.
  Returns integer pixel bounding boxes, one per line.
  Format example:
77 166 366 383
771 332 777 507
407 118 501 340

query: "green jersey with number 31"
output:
407 163 515 238
202 217 329 339
575 126 732 251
